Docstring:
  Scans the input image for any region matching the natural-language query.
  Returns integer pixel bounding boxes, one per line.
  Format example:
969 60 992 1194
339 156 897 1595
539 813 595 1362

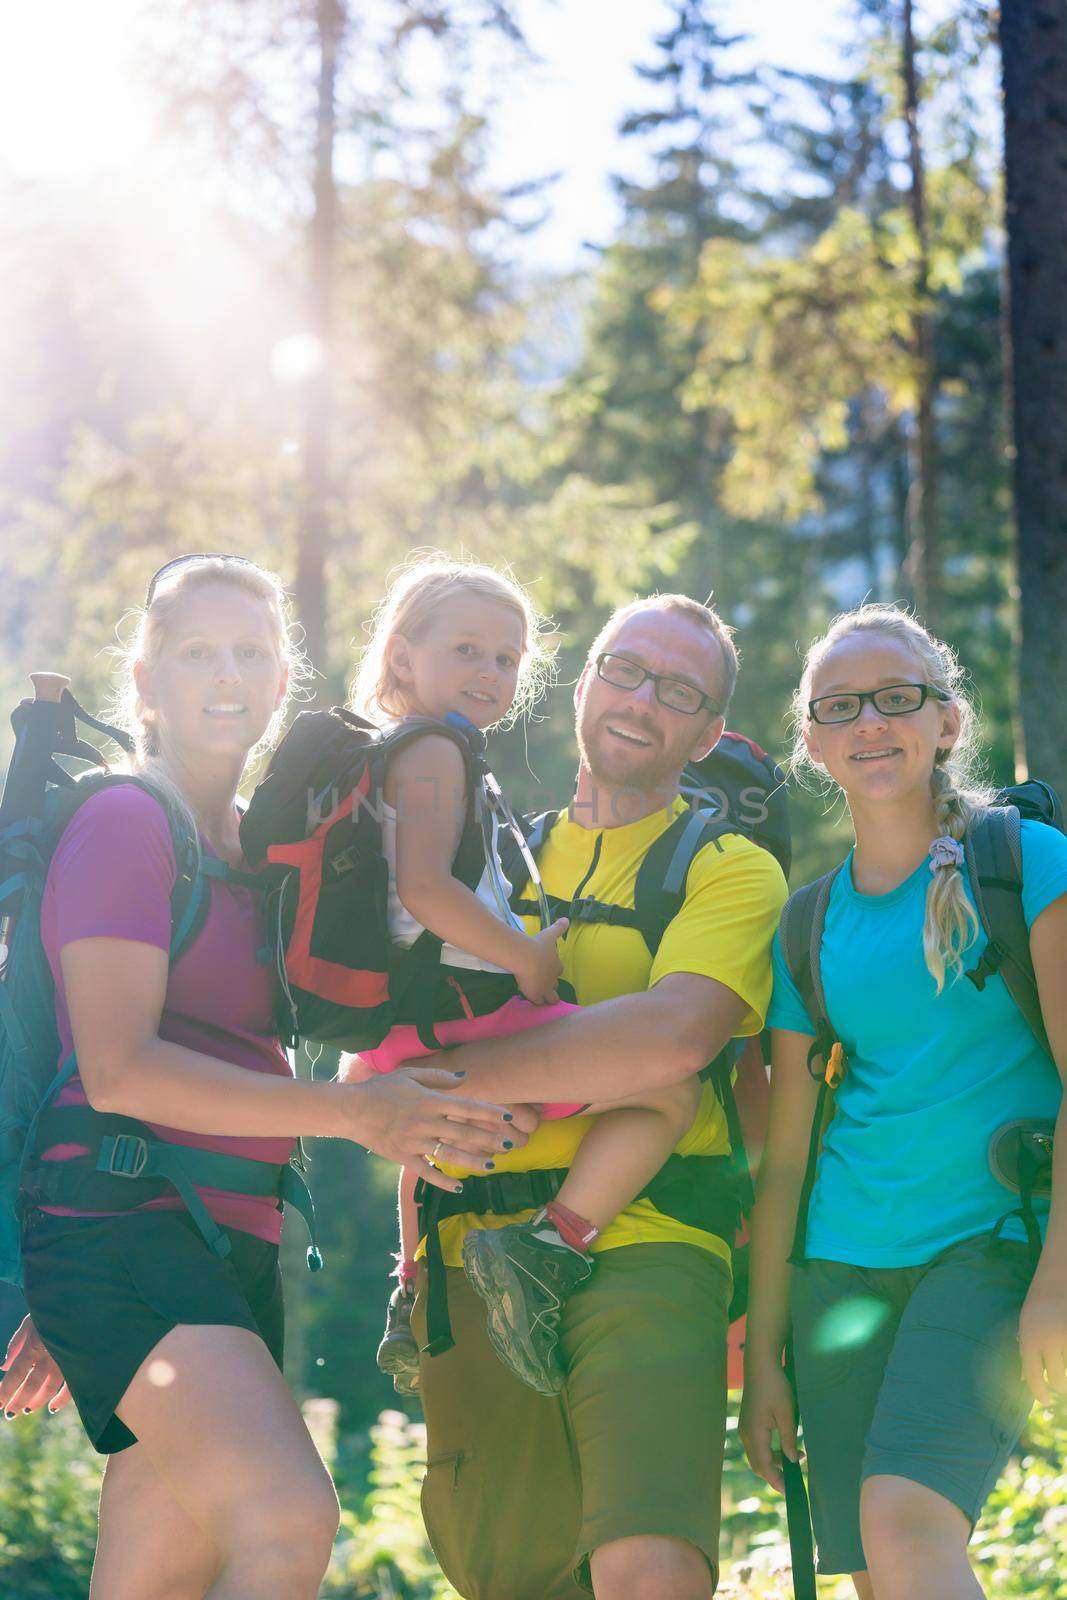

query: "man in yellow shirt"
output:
411 594 787 1600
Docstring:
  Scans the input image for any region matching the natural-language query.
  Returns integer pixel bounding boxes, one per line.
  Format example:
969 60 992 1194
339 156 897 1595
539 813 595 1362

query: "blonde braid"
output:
924 763 981 993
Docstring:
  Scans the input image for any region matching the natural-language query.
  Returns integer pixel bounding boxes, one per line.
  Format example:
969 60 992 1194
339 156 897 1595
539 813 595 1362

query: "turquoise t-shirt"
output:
769 820 1067 1266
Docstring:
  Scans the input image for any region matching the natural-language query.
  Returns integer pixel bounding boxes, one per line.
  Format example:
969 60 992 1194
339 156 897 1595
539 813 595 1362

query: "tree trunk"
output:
296 0 342 691
1000 0 1067 797
902 0 940 628
857 391 879 597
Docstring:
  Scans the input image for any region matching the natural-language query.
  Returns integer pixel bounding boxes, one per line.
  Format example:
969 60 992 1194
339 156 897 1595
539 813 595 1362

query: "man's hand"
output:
0 1317 71 1416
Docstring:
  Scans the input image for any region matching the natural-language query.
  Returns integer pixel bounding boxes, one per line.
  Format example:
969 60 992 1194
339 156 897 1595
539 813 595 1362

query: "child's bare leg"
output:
461 1076 703 1394
554 1076 703 1230
397 1167 420 1273
376 1168 422 1394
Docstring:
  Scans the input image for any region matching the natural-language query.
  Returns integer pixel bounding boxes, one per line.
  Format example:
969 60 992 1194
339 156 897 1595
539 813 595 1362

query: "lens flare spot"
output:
271 334 323 384
810 1295 889 1356
145 1358 177 1388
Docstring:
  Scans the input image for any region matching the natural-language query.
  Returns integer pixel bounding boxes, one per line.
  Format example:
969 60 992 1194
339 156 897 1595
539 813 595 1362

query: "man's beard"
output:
576 710 685 796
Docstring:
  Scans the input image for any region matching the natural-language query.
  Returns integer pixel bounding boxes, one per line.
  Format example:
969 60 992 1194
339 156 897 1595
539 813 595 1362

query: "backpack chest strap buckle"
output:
98 1133 149 1179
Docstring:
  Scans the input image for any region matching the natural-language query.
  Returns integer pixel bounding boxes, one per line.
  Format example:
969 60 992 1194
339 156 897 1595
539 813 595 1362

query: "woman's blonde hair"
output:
351 551 555 726
792 603 993 993
111 556 308 817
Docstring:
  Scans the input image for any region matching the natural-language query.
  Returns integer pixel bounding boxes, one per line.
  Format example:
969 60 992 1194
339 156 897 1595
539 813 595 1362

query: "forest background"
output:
1 1 1065 1594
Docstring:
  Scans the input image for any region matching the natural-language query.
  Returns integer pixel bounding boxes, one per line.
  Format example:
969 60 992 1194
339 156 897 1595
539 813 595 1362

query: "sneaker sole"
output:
376 1334 421 1396
461 1231 565 1396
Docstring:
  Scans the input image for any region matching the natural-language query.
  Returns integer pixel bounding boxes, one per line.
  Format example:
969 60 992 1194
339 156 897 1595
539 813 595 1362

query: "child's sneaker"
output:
461 1218 593 1395
376 1283 420 1396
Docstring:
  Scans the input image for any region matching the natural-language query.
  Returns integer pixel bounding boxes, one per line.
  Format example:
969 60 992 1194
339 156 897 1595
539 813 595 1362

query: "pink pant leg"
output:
357 996 585 1118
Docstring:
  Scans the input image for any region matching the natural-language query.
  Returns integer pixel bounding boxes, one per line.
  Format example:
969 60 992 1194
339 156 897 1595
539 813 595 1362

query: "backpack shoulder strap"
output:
49 774 208 963
508 811 570 923
778 867 842 1066
780 865 846 1269
630 809 733 957
379 716 485 890
963 806 1049 1051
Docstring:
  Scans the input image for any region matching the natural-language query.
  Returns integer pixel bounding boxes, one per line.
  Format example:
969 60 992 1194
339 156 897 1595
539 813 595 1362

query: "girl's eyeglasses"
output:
808 682 951 725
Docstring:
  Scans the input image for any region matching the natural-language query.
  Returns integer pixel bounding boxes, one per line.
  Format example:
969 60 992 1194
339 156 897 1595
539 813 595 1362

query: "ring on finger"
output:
426 1140 444 1163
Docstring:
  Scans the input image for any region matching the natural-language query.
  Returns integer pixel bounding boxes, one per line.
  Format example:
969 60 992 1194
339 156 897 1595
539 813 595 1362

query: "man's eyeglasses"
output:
595 652 721 717
145 553 262 607
808 682 951 726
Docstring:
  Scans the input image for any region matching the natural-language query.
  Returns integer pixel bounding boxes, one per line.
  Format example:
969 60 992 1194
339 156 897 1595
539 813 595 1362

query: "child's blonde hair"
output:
792 603 993 993
112 556 308 811
351 552 554 727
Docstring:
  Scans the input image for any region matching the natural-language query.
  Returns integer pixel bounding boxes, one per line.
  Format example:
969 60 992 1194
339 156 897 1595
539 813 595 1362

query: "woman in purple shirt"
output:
1 555 522 1600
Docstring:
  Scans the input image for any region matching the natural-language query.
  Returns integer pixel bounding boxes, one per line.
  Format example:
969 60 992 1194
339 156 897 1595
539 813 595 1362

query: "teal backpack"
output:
0 676 321 1287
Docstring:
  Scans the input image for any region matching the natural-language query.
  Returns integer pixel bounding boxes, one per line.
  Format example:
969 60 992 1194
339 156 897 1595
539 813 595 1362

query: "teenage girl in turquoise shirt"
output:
742 605 1067 1600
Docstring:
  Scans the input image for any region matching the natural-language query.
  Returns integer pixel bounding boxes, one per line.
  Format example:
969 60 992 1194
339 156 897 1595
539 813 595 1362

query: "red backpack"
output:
239 708 520 1052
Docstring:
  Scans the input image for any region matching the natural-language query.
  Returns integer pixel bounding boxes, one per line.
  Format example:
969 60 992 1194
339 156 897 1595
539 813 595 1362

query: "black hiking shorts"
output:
22 1207 284 1453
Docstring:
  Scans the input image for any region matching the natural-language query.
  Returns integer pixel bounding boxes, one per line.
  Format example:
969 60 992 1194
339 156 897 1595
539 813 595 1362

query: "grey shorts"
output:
790 1235 1035 1575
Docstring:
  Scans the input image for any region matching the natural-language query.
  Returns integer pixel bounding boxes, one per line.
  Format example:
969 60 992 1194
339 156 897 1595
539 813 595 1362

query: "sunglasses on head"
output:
144 553 261 608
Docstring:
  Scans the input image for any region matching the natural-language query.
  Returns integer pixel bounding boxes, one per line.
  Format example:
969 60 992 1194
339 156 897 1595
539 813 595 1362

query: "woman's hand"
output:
0 1316 72 1417
1018 1268 1067 1404
739 1359 800 1494
335 1066 526 1190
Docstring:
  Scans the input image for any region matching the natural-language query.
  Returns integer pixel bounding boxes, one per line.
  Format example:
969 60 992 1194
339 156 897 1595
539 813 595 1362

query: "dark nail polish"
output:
484 1160 496 1171
502 1139 513 1150
452 1070 466 1079
502 1111 514 1122
453 1183 463 1194
4 1412 14 1421
22 1408 30 1415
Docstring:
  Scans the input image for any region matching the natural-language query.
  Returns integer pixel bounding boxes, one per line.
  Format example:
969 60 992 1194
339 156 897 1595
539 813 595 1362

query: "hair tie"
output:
928 835 964 874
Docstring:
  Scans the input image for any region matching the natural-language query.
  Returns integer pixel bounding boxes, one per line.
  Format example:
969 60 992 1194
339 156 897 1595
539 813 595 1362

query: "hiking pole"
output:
782 1334 817 1600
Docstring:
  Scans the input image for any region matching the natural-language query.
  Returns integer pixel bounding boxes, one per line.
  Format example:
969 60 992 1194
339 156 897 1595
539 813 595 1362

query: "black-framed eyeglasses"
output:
808 682 951 725
145 553 261 607
595 652 721 717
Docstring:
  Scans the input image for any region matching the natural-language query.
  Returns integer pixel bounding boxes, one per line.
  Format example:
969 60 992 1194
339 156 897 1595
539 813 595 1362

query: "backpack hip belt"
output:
22 1102 322 1269
415 1152 743 1356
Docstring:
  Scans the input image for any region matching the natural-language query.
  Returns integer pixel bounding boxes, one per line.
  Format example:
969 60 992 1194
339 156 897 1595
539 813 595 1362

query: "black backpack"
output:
239 707 545 1054
779 779 1062 1265
0 680 321 1283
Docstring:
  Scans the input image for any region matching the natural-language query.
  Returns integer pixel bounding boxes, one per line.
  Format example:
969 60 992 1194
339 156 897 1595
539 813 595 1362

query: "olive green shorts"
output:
413 1243 732 1599
791 1235 1035 1576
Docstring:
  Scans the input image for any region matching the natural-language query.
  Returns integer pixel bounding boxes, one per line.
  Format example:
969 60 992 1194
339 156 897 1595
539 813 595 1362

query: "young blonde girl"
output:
742 605 1067 1600
343 555 700 1396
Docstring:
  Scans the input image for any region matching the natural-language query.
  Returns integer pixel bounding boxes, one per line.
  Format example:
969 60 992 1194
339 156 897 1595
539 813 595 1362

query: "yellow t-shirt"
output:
431 796 787 1267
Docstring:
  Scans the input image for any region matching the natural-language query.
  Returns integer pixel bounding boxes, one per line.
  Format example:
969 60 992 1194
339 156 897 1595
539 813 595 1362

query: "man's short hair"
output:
589 594 739 712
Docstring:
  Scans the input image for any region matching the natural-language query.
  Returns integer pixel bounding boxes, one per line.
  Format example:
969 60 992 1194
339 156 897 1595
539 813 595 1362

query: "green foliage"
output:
2 1396 1063 1597
325 1412 459 1599
671 208 919 523
0 1411 103 1599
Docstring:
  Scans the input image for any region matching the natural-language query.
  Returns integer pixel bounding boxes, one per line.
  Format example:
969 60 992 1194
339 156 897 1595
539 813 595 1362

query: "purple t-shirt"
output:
39 785 295 1244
